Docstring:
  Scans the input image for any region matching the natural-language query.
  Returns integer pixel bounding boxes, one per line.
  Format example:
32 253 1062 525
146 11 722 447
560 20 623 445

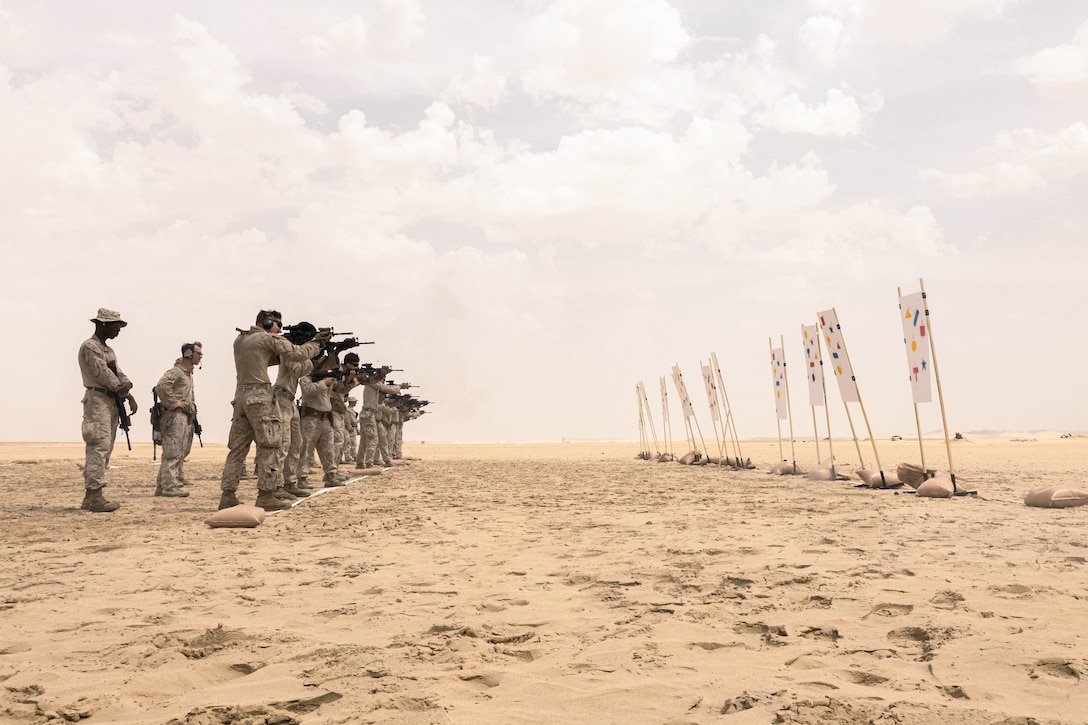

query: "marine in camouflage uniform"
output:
354 371 407 469
376 402 395 467
330 353 362 464
342 396 359 464
218 311 328 511
391 406 404 460
298 372 344 487
154 342 202 497
273 321 328 498
78 308 138 512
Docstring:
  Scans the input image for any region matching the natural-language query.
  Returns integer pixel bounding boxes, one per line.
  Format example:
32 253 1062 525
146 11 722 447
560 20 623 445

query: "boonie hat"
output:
91 308 127 326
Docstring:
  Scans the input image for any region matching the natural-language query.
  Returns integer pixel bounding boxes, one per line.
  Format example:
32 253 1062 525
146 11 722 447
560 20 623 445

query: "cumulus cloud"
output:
520 0 690 100
301 1 424 61
1015 20 1088 95
6 1 1087 443
796 14 845 70
754 87 865 136
922 122 1088 196
852 0 1016 45
442 55 507 109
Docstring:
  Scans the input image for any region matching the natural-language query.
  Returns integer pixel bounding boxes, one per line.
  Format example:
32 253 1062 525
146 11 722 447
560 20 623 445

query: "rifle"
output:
107 361 132 450
194 415 203 448
150 388 164 460
312 368 351 382
321 332 375 357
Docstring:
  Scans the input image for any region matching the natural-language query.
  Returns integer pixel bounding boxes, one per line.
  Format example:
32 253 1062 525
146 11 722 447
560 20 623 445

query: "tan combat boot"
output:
272 486 297 500
322 472 346 487
218 490 241 510
158 488 190 498
81 488 120 512
255 490 291 511
283 483 310 498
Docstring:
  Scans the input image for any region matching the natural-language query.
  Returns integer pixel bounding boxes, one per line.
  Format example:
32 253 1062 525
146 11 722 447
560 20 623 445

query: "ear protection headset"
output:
182 342 200 359
260 310 276 330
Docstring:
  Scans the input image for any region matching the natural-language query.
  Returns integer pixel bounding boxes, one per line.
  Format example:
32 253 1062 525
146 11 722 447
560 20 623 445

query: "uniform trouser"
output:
156 409 194 491
277 393 302 487
356 410 378 467
81 390 118 491
220 385 282 493
392 422 403 459
343 427 357 462
300 413 337 481
377 420 393 466
331 414 345 462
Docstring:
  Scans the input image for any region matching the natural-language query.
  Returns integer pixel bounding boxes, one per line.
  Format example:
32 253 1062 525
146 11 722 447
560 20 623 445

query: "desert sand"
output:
1 437 1086 724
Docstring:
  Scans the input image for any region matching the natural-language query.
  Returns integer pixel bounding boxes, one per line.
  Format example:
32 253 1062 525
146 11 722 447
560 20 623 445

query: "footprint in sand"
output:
1029 658 1081 681
840 669 890 686
863 602 913 619
990 583 1037 599
886 625 957 662
929 591 965 610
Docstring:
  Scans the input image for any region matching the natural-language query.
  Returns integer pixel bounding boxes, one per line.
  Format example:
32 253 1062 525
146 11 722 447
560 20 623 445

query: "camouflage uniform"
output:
356 379 401 468
274 356 313 491
299 375 339 485
377 403 394 467
78 336 131 493
391 408 404 459
342 398 358 463
329 380 350 465
220 327 323 496
155 360 196 494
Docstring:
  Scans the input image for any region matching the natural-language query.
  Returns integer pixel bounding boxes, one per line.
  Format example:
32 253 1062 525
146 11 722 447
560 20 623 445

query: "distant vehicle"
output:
891 435 902 441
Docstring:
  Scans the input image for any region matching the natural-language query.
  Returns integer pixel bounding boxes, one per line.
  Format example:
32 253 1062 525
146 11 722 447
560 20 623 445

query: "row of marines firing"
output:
78 307 429 513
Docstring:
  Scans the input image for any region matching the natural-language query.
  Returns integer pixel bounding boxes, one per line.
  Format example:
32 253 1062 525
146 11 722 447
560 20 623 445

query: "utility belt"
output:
85 387 112 395
300 406 333 423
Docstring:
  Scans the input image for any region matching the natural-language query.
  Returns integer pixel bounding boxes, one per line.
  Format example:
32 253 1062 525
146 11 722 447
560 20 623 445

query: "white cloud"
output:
796 14 844 70
4 1 1088 443
922 122 1088 196
755 87 864 136
301 1 424 62
521 0 690 100
442 54 507 109
1015 20 1088 94
852 0 1016 45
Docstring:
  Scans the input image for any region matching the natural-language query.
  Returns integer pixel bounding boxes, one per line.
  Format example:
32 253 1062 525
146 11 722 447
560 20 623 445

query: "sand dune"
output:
1 438 1085 723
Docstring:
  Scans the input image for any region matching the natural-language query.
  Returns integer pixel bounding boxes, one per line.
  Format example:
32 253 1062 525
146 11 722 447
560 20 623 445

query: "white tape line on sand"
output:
265 475 369 515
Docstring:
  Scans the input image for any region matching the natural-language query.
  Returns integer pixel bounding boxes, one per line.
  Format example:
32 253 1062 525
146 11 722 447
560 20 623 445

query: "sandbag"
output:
916 474 956 498
205 504 266 529
678 451 702 465
898 462 921 489
1024 486 1088 509
857 468 902 489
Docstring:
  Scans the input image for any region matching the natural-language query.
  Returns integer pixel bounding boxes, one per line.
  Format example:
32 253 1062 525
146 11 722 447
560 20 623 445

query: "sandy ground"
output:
1 437 1086 724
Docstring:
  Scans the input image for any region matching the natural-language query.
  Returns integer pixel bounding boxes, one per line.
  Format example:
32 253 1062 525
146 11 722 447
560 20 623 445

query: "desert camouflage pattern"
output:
78 337 131 491
220 328 323 493
155 362 196 492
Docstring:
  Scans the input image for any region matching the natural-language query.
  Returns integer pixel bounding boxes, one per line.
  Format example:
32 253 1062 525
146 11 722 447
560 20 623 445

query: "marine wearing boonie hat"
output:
91 308 127 326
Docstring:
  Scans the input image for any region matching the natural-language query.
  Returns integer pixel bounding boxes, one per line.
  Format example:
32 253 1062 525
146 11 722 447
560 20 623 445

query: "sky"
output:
1 0 1086 446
